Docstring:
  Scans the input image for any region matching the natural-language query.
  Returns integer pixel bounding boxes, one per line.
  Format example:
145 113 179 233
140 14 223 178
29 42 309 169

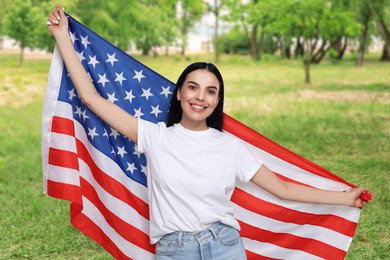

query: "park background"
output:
0 0 389 259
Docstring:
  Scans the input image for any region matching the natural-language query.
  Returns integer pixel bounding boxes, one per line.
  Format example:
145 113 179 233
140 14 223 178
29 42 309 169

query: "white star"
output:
141 88 153 100
103 128 109 138
106 53 118 66
110 128 120 139
74 106 82 118
97 73 110 87
87 127 99 140
88 55 100 69
133 146 142 159
69 31 78 44
160 86 173 98
133 107 144 118
150 105 162 118
81 35 91 49
107 92 118 103
126 162 137 174
68 88 77 101
140 164 147 174
76 50 86 62
116 146 127 158
133 70 145 83
124 89 135 103
114 72 126 85
81 109 89 120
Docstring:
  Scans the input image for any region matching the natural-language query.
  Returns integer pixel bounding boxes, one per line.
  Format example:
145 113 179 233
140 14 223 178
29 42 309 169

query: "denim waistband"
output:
160 222 229 244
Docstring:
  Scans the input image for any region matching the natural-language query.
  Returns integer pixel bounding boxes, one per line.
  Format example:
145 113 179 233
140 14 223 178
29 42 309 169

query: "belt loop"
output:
209 225 219 240
177 232 183 248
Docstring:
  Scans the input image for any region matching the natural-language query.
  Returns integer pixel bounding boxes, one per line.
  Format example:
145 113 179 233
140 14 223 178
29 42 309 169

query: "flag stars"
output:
115 72 127 85
126 162 137 174
88 127 99 140
88 55 100 69
81 35 91 49
141 88 154 100
160 86 172 98
116 146 127 158
97 73 110 87
133 70 145 83
133 145 142 158
81 109 90 120
124 89 135 103
133 107 144 118
76 50 86 62
68 88 77 101
69 31 78 44
107 92 119 103
150 105 162 118
140 164 147 174
106 53 118 66
110 128 120 139
103 128 109 138
74 106 82 118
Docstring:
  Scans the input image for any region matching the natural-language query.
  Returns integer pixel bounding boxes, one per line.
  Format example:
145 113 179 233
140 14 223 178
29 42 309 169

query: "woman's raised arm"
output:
47 4 138 143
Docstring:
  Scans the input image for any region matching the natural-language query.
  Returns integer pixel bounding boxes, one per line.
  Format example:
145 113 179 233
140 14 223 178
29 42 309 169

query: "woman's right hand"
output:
47 4 68 38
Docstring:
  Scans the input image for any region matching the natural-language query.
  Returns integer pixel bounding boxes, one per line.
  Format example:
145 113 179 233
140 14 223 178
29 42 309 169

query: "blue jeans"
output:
155 222 247 260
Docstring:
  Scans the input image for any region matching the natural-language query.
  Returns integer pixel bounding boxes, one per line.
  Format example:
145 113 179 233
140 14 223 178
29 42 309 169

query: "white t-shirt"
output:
137 119 263 244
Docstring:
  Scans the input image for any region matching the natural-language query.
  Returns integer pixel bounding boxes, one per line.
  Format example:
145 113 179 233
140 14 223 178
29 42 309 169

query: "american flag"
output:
42 14 361 259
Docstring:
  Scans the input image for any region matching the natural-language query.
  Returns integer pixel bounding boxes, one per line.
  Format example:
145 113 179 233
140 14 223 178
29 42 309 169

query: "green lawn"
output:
0 52 389 259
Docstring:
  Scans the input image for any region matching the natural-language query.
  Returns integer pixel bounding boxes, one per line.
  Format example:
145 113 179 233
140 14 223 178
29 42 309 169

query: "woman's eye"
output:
189 85 196 90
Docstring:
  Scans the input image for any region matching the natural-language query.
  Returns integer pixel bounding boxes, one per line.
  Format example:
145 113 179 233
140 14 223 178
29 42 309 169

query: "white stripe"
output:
236 181 361 222
242 237 324 260
234 204 352 251
81 197 154 260
46 164 80 186
42 45 64 193
49 132 77 153
79 159 150 234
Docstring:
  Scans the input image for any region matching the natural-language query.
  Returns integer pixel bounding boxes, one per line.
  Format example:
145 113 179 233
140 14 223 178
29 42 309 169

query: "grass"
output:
0 51 389 259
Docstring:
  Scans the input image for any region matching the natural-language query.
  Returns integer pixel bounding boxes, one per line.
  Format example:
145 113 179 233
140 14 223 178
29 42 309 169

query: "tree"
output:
3 0 40 66
177 0 205 56
367 0 390 61
354 0 372 67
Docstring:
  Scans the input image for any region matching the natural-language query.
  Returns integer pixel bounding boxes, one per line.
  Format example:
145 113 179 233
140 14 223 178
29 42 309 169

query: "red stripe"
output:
239 220 346 260
233 188 357 237
70 203 132 260
79 177 155 253
75 138 150 220
46 180 82 205
246 250 280 260
51 116 75 136
223 114 355 188
49 147 79 170
274 172 313 187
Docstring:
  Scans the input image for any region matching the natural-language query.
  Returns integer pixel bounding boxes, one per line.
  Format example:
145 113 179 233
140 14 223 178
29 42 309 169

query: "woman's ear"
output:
176 88 181 101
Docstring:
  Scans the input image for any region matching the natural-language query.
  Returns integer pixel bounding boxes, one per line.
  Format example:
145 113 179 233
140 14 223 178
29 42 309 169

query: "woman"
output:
47 5 370 260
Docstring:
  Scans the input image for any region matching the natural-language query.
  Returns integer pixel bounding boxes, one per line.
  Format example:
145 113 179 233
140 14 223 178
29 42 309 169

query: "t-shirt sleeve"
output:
235 140 263 183
137 119 165 154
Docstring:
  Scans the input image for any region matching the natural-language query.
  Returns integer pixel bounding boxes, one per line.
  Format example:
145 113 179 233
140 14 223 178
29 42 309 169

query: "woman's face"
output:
177 69 220 130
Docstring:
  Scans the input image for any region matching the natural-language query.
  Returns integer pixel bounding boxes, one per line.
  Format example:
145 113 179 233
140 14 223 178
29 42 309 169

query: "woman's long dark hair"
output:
166 62 224 131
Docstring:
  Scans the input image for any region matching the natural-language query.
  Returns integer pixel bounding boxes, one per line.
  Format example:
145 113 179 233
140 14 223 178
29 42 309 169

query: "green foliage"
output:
219 25 250 55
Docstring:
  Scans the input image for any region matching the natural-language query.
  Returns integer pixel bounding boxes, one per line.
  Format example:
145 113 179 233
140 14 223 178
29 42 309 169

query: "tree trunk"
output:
311 40 329 64
356 22 369 67
295 37 304 58
213 0 220 63
19 46 25 67
368 0 390 56
336 38 347 60
250 25 259 60
303 38 312 84
380 45 390 61
258 30 265 60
